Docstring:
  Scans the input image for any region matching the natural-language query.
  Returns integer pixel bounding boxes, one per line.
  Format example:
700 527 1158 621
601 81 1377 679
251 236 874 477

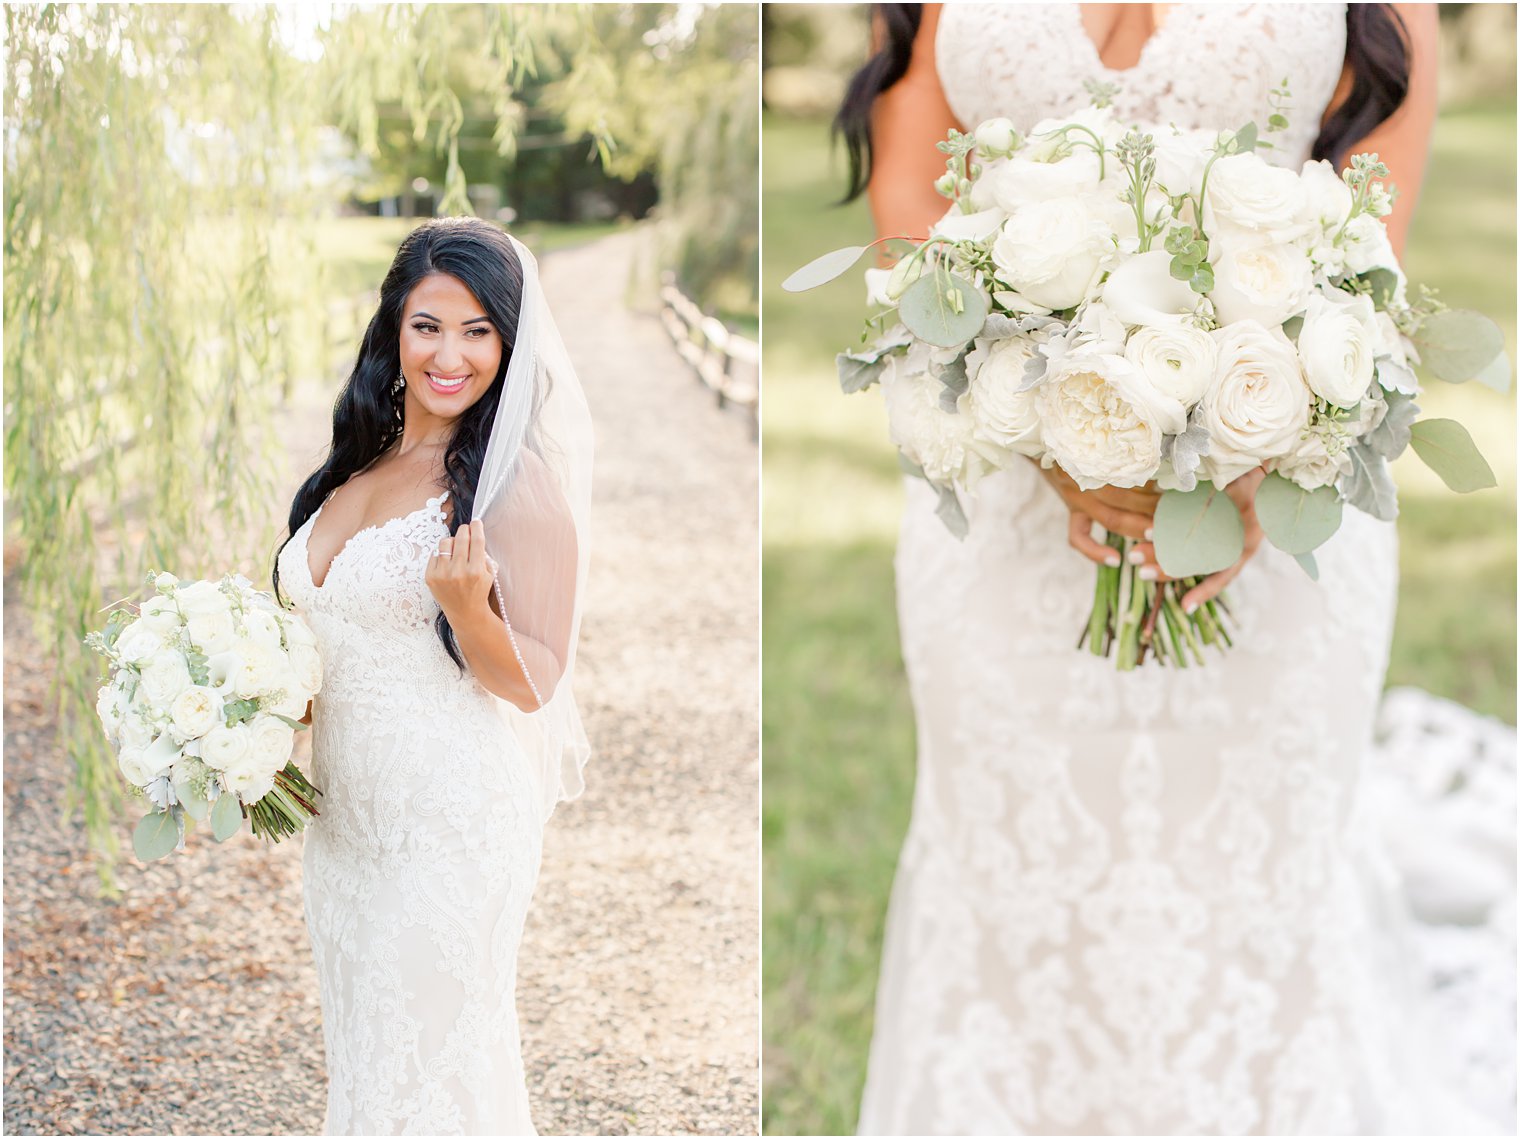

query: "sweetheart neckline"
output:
302 492 449 592
1070 2 1196 76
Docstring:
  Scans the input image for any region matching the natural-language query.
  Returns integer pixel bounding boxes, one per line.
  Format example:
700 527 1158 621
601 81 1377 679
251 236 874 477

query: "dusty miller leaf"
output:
837 352 888 394
1339 442 1399 521
935 485 969 540
1363 390 1419 461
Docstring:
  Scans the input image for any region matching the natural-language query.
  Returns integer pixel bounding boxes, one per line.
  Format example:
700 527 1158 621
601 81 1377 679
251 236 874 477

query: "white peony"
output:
1201 321 1314 485
114 621 163 665
1101 249 1202 328
1202 152 1310 243
967 338 1044 456
234 643 289 700
992 200 1111 311
1208 238 1314 328
1297 289 1376 407
286 643 323 698
169 684 223 741
881 356 986 487
1034 351 1181 490
201 723 252 772
1125 323 1218 408
138 649 193 710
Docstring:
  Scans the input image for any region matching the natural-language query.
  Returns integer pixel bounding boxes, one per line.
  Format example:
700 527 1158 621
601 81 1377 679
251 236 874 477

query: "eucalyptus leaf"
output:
1471 347 1513 394
837 351 887 394
1255 473 1343 555
1340 443 1399 521
935 485 969 540
1408 418 1498 493
133 810 179 862
272 713 309 732
1357 267 1399 307
899 268 988 349
1413 309 1508 385
1293 552 1320 581
1281 315 1304 343
782 245 870 293
1233 122 1258 152
210 790 244 843
175 775 211 822
1153 483 1245 578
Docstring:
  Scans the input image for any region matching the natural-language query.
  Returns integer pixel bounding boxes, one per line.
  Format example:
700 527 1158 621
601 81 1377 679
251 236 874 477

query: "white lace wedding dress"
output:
857 5 1516 1135
278 490 543 1135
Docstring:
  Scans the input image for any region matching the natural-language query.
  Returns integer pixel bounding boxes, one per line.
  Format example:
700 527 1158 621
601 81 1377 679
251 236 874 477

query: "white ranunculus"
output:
136 594 181 635
1341 214 1399 276
152 572 179 593
1202 152 1310 242
992 200 1110 311
242 608 285 651
967 339 1044 456
1034 351 1179 490
1025 105 1123 160
1297 159 1355 232
234 643 288 700
117 746 156 788
222 759 275 805
138 649 193 710
169 684 223 741
1208 238 1314 328
118 709 153 750
247 715 295 774
881 356 985 487
973 117 1020 159
96 684 127 741
114 621 163 665
186 609 237 656
1101 249 1201 328
174 579 230 618
1151 128 1216 198
286 643 323 698
1125 323 1218 408
201 723 252 772
1202 321 1314 485
1297 289 1376 407
991 152 1103 210
1273 428 1352 491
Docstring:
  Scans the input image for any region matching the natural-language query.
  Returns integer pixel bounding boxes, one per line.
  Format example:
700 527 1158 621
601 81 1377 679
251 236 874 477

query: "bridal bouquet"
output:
786 95 1506 668
87 572 324 861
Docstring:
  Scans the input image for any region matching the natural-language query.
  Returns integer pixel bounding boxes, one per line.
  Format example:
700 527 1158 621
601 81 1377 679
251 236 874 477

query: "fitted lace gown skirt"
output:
856 460 1426 1135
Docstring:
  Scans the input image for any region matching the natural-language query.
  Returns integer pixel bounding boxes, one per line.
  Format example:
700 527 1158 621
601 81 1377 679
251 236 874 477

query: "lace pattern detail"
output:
278 494 542 1135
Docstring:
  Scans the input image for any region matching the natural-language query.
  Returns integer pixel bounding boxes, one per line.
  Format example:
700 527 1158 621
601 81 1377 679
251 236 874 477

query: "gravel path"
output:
2 229 760 1136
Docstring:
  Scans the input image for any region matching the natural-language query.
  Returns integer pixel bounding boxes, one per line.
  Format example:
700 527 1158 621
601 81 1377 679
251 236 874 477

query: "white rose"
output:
1035 352 1180 490
265 688 309 720
118 709 153 749
1342 213 1399 276
117 746 156 788
1202 321 1314 485
1298 289 1376 407
881 356 985 487
1297 159 1355 231
280 613 317 649
222 761 275 806
136 594 181 635
114 621 163 665
992 200 1111 311
967 339 1044 456
991 152 1103 210
138 649 192 710
1209 238 1314 328
201 723 252 772
973 117 1020 158
1203 152 1310 242
175 580 230 617
242 608 285 650
1100 249 1202 328
247 715 295 773
1151 128 1215 198
169 685 223 741
1273 428 1352 491
234 643 288 700
1125 324 1218 408
186 608 237 656
286 643 323 698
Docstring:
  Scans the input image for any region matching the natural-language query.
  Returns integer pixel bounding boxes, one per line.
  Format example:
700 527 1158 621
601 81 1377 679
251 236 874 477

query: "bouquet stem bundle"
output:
245 762 323 843
1079 534 1233 669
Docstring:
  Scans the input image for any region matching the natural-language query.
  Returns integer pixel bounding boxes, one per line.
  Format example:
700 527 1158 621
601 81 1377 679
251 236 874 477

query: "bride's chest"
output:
935 3 1347 165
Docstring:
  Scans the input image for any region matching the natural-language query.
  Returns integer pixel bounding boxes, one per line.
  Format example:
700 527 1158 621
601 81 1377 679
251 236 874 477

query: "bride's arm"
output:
1322 4 1440 260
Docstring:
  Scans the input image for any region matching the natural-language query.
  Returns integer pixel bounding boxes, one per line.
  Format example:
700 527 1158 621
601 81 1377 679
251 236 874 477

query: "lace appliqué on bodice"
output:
936 4 1346 168
279 493 542 1135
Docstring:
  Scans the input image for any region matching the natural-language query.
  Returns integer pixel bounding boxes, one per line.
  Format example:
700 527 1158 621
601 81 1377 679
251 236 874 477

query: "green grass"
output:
760 105 1517 1136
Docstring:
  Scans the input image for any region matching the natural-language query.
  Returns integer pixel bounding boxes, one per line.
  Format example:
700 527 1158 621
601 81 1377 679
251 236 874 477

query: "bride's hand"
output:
426 519 498 620
1175 468 1265 614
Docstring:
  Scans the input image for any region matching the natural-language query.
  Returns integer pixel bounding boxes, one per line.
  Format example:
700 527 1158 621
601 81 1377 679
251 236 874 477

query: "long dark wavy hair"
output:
835 3 1413 201
273 216 524 669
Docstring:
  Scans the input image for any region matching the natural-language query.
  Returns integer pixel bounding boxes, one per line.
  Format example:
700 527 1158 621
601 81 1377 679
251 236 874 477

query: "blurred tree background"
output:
3 2 758 882
760 4 1517 1135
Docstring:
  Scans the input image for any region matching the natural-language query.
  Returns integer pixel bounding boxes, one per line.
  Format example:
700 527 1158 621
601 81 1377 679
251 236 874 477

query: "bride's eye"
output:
411 321 439 334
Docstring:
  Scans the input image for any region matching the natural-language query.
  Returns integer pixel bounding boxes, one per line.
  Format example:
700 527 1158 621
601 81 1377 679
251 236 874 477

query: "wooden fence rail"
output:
658 277 758 438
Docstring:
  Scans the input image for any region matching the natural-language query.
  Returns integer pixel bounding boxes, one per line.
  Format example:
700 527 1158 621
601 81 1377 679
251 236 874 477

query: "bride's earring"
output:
396 366 407 389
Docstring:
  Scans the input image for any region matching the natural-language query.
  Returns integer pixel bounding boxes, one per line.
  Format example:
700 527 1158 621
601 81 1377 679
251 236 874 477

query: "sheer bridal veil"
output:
474 232 593 823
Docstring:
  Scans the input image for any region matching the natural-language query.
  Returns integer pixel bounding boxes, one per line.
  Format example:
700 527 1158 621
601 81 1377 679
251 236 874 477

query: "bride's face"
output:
398 272 503 423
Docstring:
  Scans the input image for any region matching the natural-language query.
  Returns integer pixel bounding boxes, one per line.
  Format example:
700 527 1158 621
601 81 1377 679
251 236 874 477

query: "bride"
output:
835 4 1511 1134
272 217 592 1135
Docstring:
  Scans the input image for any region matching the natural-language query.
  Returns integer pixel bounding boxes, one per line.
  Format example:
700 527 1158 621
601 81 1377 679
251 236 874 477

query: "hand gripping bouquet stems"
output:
787 87 1508 669
87 572 324 861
